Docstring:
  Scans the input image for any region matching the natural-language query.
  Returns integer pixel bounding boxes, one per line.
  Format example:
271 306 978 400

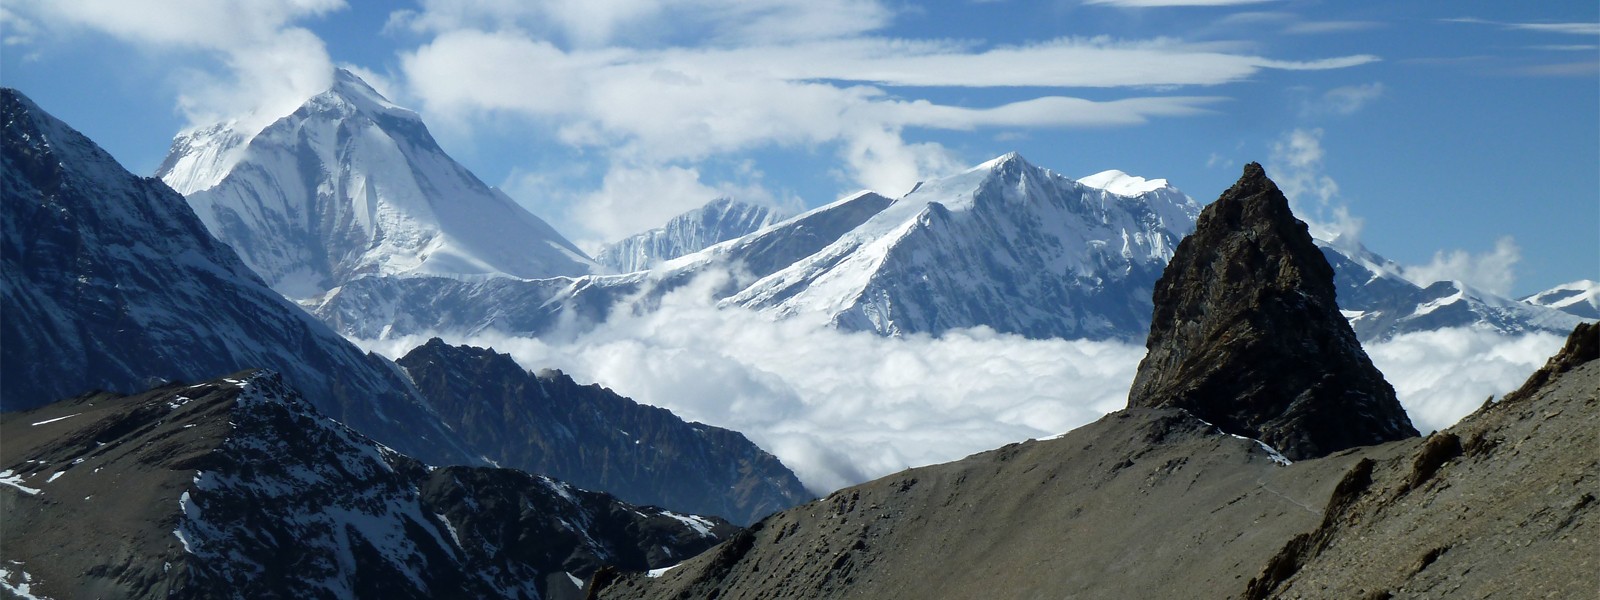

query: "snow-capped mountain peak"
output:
728 152 1203 339
156 68 594 299
1523 279 1600 320
1077 169 1171 196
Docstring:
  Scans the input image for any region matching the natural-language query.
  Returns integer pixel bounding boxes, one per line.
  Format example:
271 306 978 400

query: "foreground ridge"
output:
0 370 737 599
1127 162 1418 460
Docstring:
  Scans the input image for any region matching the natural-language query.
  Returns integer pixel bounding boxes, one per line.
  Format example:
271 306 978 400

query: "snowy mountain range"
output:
136 69 1588 345
726 153 1200 339
313 153 1204 342
2 88 808 523
595 197 792 274
307 146 1585 346
1315 237 1585 340
156 69 594 299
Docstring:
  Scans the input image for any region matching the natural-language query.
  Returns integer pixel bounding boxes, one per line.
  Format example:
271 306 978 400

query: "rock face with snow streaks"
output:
397 339 812 525
1127 162 1418 460
0 371 736 600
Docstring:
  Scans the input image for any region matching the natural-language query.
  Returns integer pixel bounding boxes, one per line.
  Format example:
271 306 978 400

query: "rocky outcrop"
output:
397 339 812 524
1127 162 1417 460
0 371 735 599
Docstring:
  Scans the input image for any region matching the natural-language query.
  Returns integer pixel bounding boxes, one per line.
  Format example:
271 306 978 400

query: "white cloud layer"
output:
1366 326 1564 433
1268 127 1364 242
1399 236 1522 295
11 0 344 135
355 269 1561 496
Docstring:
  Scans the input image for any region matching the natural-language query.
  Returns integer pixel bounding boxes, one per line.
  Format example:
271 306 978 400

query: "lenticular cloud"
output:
356 271 1566 495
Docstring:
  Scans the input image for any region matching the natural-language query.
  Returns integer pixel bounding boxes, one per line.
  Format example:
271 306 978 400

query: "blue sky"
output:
3 0 1596 297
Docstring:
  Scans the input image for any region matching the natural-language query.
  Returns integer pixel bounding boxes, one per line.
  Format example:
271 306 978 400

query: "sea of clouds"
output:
358 271 1566 495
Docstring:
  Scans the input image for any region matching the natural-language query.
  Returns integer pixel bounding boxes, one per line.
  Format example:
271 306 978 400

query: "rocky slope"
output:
157 69 593 299
397 340 811 524
1128 163 1417 460
589 167 1596 600
0 370 736 600
595 198 792 274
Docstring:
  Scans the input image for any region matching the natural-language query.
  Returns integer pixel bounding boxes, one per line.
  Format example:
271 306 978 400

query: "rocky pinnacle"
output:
1127 162 1418 460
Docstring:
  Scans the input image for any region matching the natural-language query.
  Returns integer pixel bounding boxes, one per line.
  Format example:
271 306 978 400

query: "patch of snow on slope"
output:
0 562 51 600
661 511 717 538
29 414 81 427
0 470 42 496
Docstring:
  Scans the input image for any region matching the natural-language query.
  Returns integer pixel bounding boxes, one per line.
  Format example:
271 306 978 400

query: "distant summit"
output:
1127 162 1418 460
596 198 792 274
156 68 594 299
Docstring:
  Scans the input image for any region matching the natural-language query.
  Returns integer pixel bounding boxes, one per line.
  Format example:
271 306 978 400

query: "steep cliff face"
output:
397 340 812 524
1127 162 1417 460
0 371 736 600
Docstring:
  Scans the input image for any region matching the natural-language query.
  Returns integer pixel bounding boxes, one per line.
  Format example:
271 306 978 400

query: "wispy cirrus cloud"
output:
394 0 1376 241
1083 0 1279 7
1444 17 1600 37
1285 20 1385 35
1301 82 1385 116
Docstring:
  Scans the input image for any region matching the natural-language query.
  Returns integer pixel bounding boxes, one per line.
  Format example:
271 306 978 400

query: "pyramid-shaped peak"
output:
301 67 416 121
1127 162 1417 460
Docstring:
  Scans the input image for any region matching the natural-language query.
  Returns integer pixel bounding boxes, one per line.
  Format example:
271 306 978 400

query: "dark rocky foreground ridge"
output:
398 340 811 525
0 370 737 599
590 166 1596 599
1128 162 1418 460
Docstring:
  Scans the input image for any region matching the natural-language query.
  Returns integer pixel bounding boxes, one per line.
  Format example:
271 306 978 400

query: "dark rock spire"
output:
1127 162 1418 460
